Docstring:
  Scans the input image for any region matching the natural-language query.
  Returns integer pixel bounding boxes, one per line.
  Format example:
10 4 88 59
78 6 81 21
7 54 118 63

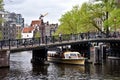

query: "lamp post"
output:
114 17 117 37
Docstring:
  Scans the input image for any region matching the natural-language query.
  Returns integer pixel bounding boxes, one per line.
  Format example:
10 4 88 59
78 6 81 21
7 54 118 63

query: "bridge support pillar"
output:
0 50 10 68
31 48 48 64
94 46 102 65
100 44 107 60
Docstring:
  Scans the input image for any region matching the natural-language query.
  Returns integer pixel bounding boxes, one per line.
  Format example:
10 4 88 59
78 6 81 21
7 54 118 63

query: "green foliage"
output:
57 5 80 34
93 0 117 32
0 0 4 30
0 31 2 40
0 0 4 10
57 3 99 34
16 30 21 39
34 31 40 38
57 0 119 35
78 3 99 32
104 9 120 31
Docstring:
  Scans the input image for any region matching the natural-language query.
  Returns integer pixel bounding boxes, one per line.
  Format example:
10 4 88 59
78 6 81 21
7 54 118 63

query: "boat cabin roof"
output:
64 52 80 55
48 51 57 55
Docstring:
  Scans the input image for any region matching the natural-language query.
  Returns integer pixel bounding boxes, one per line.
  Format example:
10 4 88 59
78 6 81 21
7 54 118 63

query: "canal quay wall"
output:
0 50 10 68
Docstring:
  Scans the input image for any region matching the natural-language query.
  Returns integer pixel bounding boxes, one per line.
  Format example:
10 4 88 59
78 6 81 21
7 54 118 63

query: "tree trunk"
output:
106 11 109 38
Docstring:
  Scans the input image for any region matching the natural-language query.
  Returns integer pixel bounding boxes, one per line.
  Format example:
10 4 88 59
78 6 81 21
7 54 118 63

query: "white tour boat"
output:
47 51 86 65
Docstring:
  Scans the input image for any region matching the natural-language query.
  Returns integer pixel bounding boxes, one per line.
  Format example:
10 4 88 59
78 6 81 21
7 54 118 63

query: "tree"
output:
0 31 2 39
0 0 4 24
57 3 102 35
93 0 117 37
0 0 4 40
104 9 120 31
0 0 3 10
57 5 81 34
16 30 21 39
57 0 118 36
34 31 40 38
78 3 101 32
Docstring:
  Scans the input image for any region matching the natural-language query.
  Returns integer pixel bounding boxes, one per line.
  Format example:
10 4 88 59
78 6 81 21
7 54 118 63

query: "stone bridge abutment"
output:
0 50 10 68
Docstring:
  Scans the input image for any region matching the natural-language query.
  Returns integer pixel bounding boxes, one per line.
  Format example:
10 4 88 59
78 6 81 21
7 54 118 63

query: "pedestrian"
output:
59 33 62 42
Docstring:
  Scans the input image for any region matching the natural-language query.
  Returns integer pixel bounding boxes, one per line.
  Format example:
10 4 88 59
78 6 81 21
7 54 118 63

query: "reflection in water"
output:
89 59 120 80
47 63 87 80
105 59 120 78
31 64 48 80
0 51 120 80
0 68 9 79
32 63 48 75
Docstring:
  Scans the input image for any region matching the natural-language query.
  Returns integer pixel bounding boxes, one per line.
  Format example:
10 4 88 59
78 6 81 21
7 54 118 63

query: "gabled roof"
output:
31 20 42 27
22 26 34 33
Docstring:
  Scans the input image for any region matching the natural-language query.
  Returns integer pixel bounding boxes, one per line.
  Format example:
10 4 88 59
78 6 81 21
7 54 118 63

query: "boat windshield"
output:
70 52 81 58
64 52 81 59
70 53 76 56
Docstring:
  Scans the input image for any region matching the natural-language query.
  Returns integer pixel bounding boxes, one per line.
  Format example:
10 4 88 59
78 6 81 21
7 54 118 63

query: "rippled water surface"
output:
0 51 120 80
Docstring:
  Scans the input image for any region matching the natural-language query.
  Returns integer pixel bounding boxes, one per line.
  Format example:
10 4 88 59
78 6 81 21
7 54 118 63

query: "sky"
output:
4 0 89 25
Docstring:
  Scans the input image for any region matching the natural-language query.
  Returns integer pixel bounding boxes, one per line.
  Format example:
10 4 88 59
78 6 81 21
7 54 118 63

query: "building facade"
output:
21 26 34 39
21 18 58 43
0 11 24 40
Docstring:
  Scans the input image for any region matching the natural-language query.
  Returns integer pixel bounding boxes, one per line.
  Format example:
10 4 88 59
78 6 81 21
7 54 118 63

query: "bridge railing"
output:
0 32 119 50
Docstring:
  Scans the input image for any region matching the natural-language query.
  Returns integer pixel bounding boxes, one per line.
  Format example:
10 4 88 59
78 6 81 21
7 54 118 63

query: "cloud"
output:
4 0 89 25
4 0 26 5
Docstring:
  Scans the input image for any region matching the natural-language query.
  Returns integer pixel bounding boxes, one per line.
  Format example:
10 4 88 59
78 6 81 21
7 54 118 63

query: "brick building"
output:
0 11 24 40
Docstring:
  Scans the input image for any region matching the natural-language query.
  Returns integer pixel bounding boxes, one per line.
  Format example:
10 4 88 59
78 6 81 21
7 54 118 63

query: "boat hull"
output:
47 57 85 65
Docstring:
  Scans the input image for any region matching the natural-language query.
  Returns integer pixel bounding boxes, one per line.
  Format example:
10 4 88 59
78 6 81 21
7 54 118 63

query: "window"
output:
70 54 76 56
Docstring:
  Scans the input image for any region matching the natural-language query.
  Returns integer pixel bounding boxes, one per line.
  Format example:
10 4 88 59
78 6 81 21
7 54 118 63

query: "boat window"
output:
77 54 81 57
65 54 69 58
70 54 76 56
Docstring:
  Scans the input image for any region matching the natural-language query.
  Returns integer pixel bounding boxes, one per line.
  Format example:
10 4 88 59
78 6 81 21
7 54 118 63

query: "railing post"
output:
59 34 62 42
67 34 70 42
88 31 90 39
0 41 3 49
45 35 47 44
78 33 80 40
39 37 41 46
17 39 19 48
70 33 73 40
52 36 55 43
9 39 10 49
24 39 26 47
74 34 76 41
80 33 84 40
32 38 34 46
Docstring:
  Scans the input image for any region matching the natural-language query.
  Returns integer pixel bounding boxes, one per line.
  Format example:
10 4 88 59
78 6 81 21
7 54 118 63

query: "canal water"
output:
0 51 120 80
